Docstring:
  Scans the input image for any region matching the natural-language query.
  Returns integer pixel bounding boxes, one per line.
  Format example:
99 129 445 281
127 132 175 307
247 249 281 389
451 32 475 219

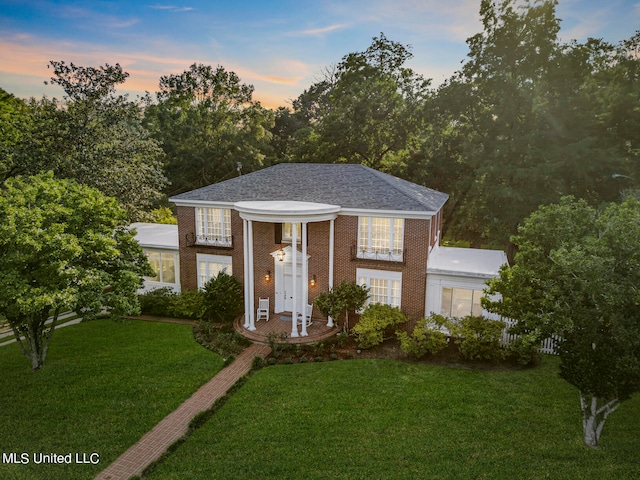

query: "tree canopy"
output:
143 63 274 195
283 33 430 172
0 172 151 370
484 196 640 447
416 0 639 252
1 0 639 248
5 61 167 221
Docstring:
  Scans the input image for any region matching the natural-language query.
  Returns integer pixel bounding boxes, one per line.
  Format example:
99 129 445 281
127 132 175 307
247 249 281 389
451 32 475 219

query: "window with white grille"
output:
358 217 404 261
357 268 402 308
197 254 232 289
195 208 232 246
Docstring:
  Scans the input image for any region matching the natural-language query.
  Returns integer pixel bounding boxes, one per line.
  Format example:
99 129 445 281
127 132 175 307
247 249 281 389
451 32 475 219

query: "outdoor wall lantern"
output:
265 270 271 282
276 249 286 262
310 274 317 287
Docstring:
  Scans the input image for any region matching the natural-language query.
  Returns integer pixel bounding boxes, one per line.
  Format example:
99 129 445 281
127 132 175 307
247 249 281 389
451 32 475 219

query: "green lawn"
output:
148 358 640 480
0 319 223 480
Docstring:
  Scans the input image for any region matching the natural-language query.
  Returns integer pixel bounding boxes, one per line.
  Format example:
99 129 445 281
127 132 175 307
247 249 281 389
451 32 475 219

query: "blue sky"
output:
1 0 638 108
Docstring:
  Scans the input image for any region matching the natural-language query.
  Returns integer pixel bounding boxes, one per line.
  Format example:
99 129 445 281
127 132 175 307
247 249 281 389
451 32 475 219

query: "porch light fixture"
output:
265 270 271 282
310 275 317 287
277 249 285 262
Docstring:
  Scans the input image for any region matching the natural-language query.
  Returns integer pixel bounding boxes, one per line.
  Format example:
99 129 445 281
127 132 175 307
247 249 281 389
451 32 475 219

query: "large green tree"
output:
288 34 430 172
0 88 29 180
0 172 151 370
483 197 640 448
417 0 640 252
7 61 167 220
144 63 274 195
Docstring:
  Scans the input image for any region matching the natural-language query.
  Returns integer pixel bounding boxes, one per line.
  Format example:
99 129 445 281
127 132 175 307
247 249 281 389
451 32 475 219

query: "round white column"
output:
301 222 309 337
243 219 251 329
247 219 256 331
290 223 299 337
327 218 335 327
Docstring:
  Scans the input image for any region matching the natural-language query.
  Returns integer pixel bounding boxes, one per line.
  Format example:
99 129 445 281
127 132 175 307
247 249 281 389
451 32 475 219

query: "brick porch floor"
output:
234 313 340 344
95 342 271 480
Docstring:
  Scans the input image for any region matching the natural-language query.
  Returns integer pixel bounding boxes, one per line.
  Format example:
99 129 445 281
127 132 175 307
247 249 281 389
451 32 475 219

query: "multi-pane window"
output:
282 222 302 243
440 287 483 318
358 217 404 261
197 254 232 289
145 251 178 285
357 268 402 308
196 208 232 247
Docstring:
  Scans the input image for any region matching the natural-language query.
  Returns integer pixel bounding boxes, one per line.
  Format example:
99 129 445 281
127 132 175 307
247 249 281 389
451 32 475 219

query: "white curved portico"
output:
235 201 340 337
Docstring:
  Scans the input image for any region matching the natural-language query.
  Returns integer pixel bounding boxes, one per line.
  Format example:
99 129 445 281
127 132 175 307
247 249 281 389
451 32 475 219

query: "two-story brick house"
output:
163 163 507 338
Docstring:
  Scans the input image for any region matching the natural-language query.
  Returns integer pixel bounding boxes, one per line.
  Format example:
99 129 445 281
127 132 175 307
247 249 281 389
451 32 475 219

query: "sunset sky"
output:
1 0 638 109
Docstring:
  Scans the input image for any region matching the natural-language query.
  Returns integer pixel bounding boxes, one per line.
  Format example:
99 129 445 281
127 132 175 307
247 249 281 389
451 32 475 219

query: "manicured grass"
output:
0 319 223 480
149 358 640 480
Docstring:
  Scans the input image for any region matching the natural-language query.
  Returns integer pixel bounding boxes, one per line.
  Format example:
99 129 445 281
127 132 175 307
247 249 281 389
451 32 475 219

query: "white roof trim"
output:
169 198 236 208
339 207 435 219
170 199 438 219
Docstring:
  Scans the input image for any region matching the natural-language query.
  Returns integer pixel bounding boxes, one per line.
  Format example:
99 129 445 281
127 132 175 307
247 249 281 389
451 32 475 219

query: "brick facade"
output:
177 206 435 322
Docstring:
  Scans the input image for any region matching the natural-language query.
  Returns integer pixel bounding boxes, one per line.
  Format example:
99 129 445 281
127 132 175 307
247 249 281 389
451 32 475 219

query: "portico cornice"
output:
234 201 340 223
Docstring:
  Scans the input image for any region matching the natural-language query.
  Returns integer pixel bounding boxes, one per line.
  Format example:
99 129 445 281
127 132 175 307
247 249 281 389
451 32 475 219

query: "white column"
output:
242 219 250 328
327 218 335 327
301 222 309 336
247 219 256 331
290 223 299 338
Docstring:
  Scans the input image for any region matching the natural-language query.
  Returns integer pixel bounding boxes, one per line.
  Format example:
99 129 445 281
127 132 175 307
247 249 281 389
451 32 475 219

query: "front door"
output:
272 246 308 313
283 263 303 313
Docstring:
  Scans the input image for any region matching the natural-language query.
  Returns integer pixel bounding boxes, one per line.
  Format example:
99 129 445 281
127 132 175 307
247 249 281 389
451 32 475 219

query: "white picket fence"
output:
500 318 559 355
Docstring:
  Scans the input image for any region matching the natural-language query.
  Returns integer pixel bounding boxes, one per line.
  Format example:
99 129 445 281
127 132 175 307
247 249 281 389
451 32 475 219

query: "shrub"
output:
397 314 451 358
202 272 244 323
352 303 408 349
455 315 506 361
171 289 206 320
266 332 289 358
138 288 177 317
508 331 543 366
251 356 265 370
193 321 251 360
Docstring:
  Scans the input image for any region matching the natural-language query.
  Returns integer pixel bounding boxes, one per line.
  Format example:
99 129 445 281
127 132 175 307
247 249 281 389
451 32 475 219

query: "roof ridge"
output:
363 165 444 207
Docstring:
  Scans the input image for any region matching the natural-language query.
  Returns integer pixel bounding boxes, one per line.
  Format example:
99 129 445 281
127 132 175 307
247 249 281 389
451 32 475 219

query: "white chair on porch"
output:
256 298 269 322
296 303 313 327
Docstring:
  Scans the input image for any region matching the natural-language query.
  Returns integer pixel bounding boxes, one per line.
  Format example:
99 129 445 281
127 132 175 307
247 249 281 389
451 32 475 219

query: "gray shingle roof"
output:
170 163 448 213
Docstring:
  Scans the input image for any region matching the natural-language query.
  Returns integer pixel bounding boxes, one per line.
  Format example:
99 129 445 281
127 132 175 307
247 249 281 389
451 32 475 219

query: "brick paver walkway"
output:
95 343 271 480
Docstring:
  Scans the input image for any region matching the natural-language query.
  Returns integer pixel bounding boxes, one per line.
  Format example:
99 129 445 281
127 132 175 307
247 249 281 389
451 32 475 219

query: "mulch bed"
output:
266 335 528 371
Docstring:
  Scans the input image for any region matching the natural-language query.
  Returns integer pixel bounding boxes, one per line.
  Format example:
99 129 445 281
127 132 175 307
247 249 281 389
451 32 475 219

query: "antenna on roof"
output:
236 162 243 176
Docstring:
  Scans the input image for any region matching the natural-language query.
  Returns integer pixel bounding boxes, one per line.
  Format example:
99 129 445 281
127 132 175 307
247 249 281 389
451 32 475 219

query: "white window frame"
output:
357 268 402 308
357 216 404 262
440 287 484 318
195 207 232 247
196 254 233 289
282 222 302 244
144 249 179 285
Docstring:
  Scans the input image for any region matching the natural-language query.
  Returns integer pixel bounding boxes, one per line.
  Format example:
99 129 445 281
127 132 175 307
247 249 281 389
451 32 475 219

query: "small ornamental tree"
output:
0 172 150 370
314 281 369 333
484 197 640 448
